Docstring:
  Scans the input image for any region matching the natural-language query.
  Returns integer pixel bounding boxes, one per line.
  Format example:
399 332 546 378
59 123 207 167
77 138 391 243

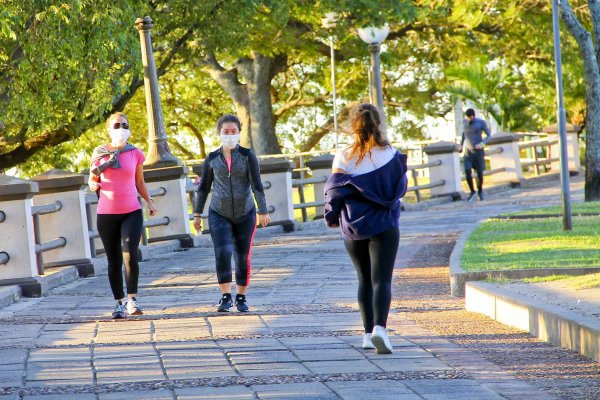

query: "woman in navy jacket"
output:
324 103 407 354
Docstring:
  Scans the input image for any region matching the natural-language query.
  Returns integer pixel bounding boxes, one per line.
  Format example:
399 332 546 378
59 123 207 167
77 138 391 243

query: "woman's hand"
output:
259 213 271 228
193 216 202 233
88 179 101 192
146 198 157 217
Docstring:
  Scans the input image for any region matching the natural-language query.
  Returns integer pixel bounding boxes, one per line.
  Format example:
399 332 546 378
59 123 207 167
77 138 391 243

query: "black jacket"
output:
194 146 268 221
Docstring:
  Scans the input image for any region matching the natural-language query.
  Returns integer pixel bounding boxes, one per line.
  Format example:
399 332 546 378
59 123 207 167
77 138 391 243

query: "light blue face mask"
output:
220 134 240 149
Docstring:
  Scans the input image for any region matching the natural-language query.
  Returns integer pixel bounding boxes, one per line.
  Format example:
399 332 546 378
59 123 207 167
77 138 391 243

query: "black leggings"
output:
344 227 399 333
208 208 257 286
97 209 143 300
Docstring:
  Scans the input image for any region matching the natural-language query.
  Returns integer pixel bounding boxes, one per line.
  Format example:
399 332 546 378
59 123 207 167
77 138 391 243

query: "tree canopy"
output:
0 0 589 179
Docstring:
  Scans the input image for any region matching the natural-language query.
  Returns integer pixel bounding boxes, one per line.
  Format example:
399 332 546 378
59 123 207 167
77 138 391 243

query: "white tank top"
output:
332 146 397 176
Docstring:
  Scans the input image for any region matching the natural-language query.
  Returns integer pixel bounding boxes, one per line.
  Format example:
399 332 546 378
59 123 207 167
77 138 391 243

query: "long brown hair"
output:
348 103 390 164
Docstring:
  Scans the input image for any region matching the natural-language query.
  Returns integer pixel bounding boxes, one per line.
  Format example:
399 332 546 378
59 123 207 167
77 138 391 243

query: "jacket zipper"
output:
222 151 235 219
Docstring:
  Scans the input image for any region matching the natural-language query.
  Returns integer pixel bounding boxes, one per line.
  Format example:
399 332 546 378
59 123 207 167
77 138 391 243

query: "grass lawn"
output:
503 201 600 216
462 213 600 272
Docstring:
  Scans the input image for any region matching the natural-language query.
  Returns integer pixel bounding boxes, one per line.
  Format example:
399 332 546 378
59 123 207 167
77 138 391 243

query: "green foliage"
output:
0 0 591 175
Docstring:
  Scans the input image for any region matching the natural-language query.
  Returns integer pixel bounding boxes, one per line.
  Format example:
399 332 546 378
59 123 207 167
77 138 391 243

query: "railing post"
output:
191 164 212 234
544 123 582 175
487 133 524 186
423 141 462 200
30 169 94 277
305 154 335 219
259 158 295 232
297 155 308 222
0 174 40 294
143 165 193 247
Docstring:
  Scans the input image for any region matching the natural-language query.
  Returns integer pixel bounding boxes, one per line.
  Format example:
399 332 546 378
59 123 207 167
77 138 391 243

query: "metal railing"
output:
31 201 66 275
0 252 8 266
85 186 173 251
140 187 168 246
406 160 443 202
518 137 559 176
0 211 8 266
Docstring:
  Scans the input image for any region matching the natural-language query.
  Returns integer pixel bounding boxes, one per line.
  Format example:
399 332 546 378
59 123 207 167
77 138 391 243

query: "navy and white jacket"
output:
324 151 408 240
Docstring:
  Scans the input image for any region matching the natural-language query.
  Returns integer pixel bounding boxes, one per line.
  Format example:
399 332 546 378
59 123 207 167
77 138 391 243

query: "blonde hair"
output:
105 112 128 131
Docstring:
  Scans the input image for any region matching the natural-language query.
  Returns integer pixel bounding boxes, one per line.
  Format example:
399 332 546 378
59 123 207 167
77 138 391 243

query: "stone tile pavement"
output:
0 175 587 399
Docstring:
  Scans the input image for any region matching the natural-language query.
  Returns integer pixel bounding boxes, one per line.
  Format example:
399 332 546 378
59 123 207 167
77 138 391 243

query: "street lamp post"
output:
322 13 339 148
551 1 572 230
135 16 179 167
358 26 389 134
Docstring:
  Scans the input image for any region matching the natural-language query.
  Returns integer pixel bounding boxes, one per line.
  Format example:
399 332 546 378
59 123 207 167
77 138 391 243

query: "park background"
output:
0 0 592 186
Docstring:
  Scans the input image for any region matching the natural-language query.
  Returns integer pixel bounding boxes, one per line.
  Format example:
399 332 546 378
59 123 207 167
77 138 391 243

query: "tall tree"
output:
557 1 600 200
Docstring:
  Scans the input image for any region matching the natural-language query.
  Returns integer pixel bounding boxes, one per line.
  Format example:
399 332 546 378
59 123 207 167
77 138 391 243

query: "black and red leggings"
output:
208 208 256 286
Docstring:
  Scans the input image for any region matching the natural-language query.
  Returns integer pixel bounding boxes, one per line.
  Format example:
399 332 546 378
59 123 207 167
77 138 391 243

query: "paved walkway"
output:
0 175 597 399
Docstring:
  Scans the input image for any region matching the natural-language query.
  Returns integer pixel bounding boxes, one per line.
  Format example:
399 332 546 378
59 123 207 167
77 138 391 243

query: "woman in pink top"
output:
88 112 157 319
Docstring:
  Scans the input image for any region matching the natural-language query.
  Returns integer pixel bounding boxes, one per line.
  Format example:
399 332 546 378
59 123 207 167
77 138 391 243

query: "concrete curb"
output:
449 225 478 297
0 285 21 308
465 281 600 363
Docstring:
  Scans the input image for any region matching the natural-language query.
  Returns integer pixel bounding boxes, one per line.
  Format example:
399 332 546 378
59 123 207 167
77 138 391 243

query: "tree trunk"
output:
236 53 283 155
203 54 254 148
233 97 252 148
560 1 600 200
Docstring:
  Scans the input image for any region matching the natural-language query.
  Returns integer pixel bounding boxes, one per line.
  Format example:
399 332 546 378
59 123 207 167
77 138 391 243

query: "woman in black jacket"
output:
193 114 271 312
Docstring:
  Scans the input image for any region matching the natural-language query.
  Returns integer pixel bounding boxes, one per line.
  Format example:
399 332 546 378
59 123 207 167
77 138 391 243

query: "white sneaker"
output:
362 333 375 349
126 297 143 315
371 325 393 354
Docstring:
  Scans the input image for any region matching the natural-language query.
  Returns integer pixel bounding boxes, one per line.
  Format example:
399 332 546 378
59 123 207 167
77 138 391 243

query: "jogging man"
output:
459 108 491 201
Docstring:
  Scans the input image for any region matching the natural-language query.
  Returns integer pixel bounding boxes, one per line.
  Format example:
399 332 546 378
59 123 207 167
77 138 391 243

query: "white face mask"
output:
109 128 131 147
220 134 240 149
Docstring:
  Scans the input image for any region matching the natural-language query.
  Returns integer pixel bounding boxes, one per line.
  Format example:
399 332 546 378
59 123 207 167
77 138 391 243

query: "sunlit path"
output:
0 176 598 399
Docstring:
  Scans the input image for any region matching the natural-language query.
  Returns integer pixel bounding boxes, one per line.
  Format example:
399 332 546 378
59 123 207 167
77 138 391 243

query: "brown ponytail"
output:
348 103 390 164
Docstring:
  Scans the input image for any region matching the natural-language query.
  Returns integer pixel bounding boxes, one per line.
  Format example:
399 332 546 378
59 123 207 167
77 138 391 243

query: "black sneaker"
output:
466 192 477 202
217 294 233 312
235 295 249 312
478 193 485 201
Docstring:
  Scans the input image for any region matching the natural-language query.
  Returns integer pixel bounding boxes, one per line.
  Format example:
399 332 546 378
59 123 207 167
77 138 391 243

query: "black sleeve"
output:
247 150 268 214
194 158 214 214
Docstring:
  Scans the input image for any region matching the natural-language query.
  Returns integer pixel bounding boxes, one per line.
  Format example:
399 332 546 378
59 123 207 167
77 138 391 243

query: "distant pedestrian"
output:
324 103 408 354
459 108 491 201
88 112 157 319
193 114 271 313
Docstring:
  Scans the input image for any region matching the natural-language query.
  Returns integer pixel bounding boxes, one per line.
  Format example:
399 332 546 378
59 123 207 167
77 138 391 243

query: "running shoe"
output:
112 302 126 319
466 192 477 202
126 297 143 316
217 294 233 312
235 295 249 312
478 192 485 201
371 325 393 354
362 333 375 349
